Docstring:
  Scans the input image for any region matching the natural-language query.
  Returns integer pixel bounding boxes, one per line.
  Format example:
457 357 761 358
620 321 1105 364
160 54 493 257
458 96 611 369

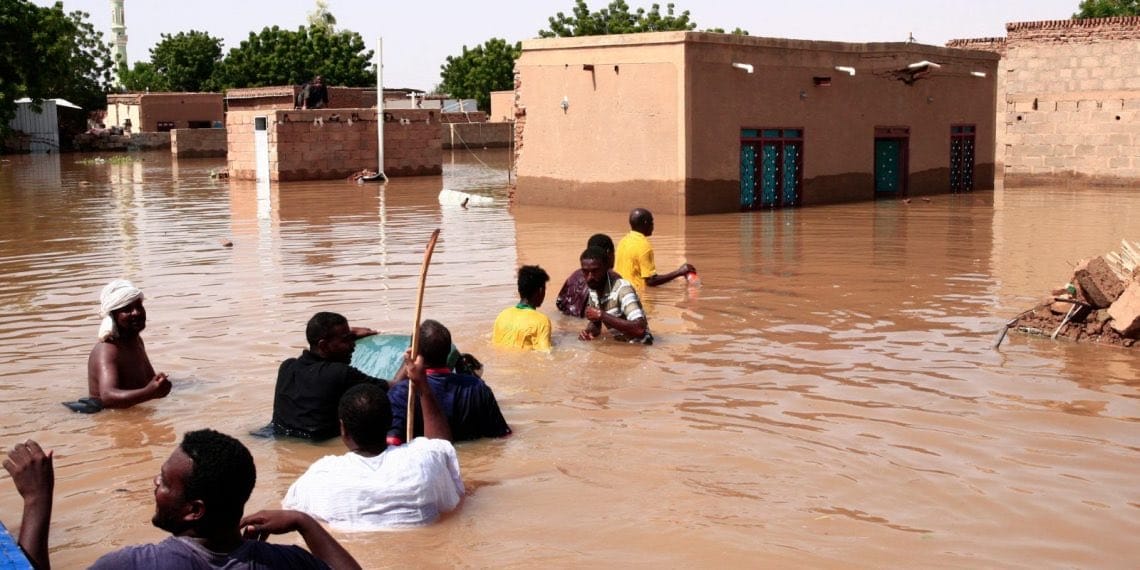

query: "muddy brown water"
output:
0 150 1137 568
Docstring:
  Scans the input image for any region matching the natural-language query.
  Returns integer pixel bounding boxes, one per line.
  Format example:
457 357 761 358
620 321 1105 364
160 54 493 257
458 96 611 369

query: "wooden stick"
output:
407 228 441 443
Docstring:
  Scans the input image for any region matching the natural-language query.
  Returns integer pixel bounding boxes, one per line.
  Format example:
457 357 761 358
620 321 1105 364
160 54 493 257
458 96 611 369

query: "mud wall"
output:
171 128 226 158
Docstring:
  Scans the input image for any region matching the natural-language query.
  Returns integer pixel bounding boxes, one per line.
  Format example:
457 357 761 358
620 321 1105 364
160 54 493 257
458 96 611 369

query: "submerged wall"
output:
171 128 226 158
226 108 441 181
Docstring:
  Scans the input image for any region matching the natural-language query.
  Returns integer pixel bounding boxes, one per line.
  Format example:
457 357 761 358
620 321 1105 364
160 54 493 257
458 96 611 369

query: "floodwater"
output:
0 149 1137 569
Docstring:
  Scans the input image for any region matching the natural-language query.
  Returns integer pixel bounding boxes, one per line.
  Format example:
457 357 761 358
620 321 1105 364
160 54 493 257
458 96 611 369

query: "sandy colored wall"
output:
515 32 996 215
685 37 998 213
226 108 441 181
106 101 141 131
514 34 686 214
226 87 373 111
489 91 514 122
171 128 227 158
133 93 222 132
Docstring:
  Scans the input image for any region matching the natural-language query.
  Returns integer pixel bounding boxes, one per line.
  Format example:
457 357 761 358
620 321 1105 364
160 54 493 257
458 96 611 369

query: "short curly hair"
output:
338 383 391 448
180 429 256 522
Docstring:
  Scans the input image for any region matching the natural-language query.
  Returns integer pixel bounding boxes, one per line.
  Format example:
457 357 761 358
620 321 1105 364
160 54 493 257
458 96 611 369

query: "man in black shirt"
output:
296 75 329 110
272 312 388 440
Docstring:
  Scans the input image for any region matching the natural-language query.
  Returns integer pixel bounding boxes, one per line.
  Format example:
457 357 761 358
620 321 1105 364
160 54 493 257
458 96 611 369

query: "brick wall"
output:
440 111 488 123
226 108 441 181
950 17 1140 183
171 128 227 158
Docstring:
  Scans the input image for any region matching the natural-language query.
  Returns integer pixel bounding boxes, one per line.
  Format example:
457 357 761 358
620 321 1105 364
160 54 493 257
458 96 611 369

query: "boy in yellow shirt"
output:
492 266 552 351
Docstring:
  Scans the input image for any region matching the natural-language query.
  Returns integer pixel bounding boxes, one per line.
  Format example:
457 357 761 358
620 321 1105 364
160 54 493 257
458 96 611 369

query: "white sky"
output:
36 0 1079 91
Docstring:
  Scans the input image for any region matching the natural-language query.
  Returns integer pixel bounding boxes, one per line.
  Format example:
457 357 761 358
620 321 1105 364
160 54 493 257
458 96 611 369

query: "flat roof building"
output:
513 31 999 215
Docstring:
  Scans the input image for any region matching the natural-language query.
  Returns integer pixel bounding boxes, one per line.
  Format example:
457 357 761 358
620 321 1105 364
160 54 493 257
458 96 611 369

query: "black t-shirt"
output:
272 349 387 440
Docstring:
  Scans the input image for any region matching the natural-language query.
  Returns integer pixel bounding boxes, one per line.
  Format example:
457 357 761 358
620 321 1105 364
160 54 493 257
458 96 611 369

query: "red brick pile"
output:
1012 243 1140 348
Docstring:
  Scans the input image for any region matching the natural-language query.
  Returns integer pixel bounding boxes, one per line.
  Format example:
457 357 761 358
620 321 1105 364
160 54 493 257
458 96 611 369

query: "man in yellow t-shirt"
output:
492 265 552 351
614 208 695 291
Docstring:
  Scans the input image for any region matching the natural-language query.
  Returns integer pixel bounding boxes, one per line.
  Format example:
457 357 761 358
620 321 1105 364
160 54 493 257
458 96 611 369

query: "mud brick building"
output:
105 92 223 132
949 17 1140 184
513 31 999 215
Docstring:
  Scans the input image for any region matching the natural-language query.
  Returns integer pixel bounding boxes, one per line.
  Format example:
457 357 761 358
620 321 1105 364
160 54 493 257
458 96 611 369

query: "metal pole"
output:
376 37 388 181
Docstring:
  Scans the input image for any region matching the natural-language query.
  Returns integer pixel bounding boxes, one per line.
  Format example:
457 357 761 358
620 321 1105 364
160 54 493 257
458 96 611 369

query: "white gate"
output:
254 116 269 182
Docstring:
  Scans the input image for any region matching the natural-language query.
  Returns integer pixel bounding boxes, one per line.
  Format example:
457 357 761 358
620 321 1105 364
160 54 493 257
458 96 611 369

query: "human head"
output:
313 75 324 85
98 279 145 340
418 319 452 368
629 208 654 236
580 247 609 291
152 429 256 534
586 234 615 268
306 311 355 363
517 265 550 307
338 383 391 452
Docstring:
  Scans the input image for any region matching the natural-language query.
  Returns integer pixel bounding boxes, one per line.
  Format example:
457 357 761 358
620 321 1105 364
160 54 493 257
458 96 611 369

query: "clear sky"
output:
36 0 1080 91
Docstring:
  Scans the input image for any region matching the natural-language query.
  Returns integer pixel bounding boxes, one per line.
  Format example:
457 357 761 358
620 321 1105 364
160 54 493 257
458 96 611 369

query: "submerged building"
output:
513 31 999 215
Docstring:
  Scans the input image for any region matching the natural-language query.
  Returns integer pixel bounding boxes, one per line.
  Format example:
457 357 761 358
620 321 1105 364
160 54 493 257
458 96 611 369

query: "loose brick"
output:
1108 282 1140 338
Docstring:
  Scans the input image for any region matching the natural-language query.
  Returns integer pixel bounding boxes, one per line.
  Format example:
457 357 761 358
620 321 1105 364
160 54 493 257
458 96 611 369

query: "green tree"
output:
152 31 223 92
439 38 521 112
704 27 750 35
119 61 169 92
211 25 374 89
1073 0 1139 17
1 1 114 135
538 0 696 37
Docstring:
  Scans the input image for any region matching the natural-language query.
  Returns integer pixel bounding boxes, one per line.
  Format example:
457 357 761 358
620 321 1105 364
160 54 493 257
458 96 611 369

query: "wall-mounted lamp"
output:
731 62 754 74
834 66 856 76
582 64 595 71
927 96 934 103
907 60 942 69
560 96 569 112
800 89 808 100
970 71 987 78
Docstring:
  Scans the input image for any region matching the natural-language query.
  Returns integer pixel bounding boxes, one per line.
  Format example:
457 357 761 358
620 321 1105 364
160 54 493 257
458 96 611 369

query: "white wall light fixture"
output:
970 71 987 78
560 96 569 112
835 66 856 76
907 60 942 69
731 62 754 74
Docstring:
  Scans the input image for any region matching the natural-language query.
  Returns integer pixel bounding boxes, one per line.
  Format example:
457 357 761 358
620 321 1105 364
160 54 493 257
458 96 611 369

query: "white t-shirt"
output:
282 438 464 531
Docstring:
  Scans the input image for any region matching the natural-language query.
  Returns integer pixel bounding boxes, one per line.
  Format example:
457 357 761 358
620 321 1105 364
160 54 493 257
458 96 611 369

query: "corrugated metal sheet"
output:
9 100 60 152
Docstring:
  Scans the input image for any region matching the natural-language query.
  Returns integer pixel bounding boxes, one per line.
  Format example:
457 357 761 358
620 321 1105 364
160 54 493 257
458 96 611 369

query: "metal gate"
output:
740 128 802 210
874 126 909 196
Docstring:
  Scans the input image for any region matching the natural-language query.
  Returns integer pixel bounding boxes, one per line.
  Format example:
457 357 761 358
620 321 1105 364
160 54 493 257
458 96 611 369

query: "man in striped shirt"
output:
577 247 653 345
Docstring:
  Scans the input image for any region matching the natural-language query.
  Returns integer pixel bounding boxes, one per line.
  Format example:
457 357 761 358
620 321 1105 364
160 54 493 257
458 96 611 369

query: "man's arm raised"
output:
4 440 54 570
406 353 452 441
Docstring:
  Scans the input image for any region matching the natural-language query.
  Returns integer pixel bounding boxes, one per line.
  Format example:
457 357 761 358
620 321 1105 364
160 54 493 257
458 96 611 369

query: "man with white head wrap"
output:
70 279 171 412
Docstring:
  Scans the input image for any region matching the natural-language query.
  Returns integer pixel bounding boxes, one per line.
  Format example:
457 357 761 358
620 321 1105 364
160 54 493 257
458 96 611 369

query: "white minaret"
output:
111 0 128 83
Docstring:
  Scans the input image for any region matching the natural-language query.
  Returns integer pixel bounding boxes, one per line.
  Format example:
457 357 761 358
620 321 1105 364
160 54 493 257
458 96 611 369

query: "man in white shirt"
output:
283 353 464 531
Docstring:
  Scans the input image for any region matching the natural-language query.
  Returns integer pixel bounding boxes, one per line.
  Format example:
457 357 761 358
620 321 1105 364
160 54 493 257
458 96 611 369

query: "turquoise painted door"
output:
740 129 802 210
740 144 757 207
874 139 902 195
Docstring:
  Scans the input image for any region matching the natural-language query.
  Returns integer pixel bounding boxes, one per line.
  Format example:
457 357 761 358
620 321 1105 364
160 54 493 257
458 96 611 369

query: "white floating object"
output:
438 189 494 206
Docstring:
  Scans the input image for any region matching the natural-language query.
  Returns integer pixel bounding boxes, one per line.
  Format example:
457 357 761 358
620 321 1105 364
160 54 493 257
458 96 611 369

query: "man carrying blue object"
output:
388 320 510 445
272 312 388 440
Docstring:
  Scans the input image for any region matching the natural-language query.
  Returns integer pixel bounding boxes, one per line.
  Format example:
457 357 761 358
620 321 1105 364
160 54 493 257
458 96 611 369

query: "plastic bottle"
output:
685 271 702 287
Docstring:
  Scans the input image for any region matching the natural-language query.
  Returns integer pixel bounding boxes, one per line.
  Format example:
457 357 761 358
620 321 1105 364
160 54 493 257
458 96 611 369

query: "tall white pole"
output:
376 37 387 181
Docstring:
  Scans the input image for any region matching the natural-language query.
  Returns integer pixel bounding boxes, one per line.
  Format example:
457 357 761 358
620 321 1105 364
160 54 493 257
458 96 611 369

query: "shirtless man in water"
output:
86 279 171 409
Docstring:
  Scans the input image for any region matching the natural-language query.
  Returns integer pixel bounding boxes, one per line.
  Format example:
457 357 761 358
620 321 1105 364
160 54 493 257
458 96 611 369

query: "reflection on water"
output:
0 150 1137 568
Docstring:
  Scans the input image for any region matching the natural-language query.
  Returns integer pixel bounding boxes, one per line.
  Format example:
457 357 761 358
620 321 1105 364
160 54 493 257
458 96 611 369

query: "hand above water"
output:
151 372 172 398
350 326 379 339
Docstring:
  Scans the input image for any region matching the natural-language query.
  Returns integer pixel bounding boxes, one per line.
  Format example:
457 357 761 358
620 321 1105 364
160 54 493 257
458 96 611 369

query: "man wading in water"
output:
67 280 171 412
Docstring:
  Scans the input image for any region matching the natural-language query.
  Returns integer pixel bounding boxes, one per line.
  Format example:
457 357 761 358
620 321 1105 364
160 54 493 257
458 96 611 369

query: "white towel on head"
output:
98 279 143 340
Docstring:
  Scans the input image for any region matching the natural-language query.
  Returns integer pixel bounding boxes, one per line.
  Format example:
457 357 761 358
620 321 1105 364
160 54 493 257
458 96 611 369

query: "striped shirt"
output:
588 276 651 343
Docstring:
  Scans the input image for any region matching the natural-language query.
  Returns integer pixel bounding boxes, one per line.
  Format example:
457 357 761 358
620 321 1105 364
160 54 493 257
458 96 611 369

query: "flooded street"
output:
0 149 1137 568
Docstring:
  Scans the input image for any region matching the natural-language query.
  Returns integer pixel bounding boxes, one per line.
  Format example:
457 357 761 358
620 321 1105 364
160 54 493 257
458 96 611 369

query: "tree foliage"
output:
1073 0 1139 17
538 0 696 37
211 26 375 89
439 38 521 112
0 1 114 131
120 31 223 92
